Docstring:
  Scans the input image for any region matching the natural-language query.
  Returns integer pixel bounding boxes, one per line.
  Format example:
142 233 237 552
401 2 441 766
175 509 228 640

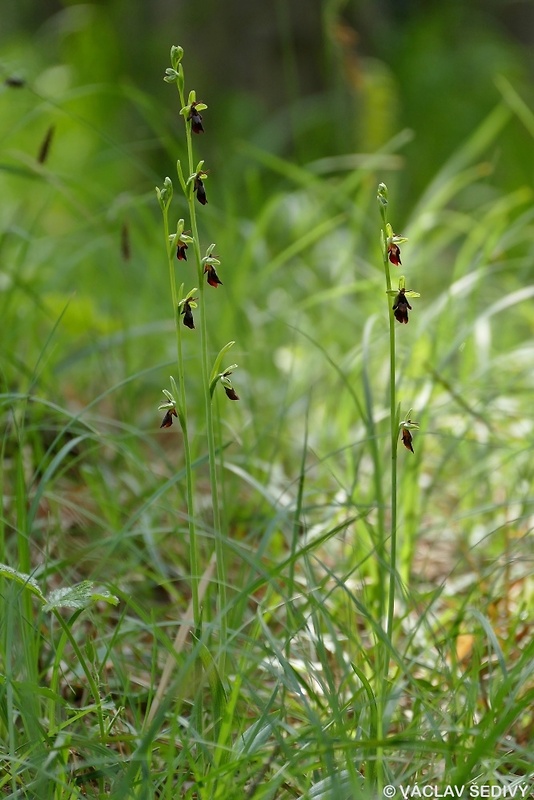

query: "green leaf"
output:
44 581 95 611
0 564 44 601
43 581 117 612
90 588 119 606
176 160 187 194
209 341 236 386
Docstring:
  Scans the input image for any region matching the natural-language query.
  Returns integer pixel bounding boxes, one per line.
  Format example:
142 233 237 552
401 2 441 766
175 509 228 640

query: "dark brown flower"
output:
401 427 414 453
176 240 188 261
181 299 195 329
194 174 207 205
388 242 402 266
204 263 223 287
393 288 412 324
224 386 239 401
188 102 204 134
160 408 177 428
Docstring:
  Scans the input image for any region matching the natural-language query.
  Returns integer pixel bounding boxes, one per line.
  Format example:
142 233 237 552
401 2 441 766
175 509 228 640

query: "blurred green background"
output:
4 0 534 184
3 0 533 367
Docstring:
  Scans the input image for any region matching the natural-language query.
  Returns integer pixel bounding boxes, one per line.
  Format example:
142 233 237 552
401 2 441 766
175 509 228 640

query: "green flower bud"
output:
170 45 184 70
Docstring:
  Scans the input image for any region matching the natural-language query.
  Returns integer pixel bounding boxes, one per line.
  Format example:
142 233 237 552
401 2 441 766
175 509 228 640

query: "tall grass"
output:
0 45 533 799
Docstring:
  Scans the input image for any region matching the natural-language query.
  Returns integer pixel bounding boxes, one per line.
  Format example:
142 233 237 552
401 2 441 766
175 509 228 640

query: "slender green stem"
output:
377 186 399 641
374 184 401 793
176 75 228 662
161 198 200 624
384 256 398 642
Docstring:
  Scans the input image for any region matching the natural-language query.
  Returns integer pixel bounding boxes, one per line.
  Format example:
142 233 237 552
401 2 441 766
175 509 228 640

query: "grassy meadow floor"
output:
0 60 533 799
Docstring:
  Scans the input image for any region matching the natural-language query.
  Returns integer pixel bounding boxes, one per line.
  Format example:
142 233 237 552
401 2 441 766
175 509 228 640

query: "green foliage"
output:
1 5 533 798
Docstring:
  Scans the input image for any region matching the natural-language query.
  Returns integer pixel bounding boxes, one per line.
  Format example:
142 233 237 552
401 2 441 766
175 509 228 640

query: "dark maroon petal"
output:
191 113 204 134
176 243 188 261
160 410 174 428
388 243 402 266
195 179 207 205
188 103 204 134
393 303 409 324
182 303 195 329
401 428 414 453
393 289 412 323
205 264 223 287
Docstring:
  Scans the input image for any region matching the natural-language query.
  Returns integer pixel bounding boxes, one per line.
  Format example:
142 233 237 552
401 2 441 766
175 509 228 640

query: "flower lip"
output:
388 242 402 266
176 240 188 260
160 408 177 428
194 174 208 205
393 288 412 324
188 102 204 134
181 298 197 329
401 427 414 452
204 263 223 287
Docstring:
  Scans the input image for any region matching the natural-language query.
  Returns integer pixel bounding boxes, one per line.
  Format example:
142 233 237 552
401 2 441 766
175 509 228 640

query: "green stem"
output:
384 255 398 643
374 184 401 792
377 189 399 641
161 199 200 624
177 80 228 664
